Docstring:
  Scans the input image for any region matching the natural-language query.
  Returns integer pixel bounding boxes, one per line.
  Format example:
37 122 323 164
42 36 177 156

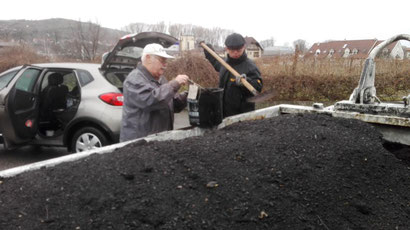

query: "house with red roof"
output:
305 39 404 59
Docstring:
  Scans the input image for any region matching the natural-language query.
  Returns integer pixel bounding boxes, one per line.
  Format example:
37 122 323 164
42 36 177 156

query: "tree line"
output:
123 21 234 47
0 19 309 62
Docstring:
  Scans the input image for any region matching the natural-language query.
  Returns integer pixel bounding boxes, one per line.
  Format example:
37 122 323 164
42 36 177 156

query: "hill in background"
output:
0 18 127 61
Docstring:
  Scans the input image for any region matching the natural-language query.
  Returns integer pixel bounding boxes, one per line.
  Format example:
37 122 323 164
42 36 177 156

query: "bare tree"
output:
0 28 12 41
14 30 25 44
51 30 60 43
124 21 167 34
293 39 308 53
260 37 276 48
41 32 50 56
169 23 195 38
217 29 234 47
124 21 234 47
169 23 232 47
123 22 148 33
168 23 183 38
71 20 103 61
151 21 167 33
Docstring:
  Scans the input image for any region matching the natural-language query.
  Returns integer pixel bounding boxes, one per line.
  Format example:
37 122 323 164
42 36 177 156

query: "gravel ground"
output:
0 113 409 230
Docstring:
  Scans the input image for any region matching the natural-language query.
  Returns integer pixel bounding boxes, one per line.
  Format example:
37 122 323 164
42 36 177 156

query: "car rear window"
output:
118 47 143 60
105 71 128 92
76 69 94 86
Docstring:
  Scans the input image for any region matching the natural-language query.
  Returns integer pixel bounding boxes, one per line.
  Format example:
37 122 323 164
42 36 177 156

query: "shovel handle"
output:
200 42 258 96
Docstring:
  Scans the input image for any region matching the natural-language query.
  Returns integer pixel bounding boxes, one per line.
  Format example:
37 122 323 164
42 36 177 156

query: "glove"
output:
235 74 246 86
206 43 215 51
203 43 215 59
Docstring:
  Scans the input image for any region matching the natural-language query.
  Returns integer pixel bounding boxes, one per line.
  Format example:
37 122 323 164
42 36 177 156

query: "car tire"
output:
70 127 108 153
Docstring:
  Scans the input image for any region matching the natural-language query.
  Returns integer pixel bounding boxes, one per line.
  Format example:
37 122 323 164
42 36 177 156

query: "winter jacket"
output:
120 64 187 142
205 51 263 117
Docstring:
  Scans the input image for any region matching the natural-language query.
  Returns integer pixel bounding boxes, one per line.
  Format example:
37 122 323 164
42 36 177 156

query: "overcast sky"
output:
1 0 409 46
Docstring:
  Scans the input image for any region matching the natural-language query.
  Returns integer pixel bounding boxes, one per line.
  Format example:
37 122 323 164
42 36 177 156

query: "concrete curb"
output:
0 125 211 178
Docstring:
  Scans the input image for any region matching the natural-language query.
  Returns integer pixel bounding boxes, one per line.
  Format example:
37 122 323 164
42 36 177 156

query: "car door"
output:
1 66 44 148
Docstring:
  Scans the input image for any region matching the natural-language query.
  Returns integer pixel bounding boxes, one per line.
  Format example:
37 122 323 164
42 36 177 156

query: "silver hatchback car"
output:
0 32 178 152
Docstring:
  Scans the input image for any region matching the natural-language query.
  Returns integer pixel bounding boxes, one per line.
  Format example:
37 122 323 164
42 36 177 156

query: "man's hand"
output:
206 43 215 51
235 74 247 86
202 43 215 60
198 41 214 50
175 74 189 85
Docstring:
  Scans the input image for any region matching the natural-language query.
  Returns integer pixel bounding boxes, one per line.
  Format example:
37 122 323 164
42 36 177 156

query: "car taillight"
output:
99 93 123 106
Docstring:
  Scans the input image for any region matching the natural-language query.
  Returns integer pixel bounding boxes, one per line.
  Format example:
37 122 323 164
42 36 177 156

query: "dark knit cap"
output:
225 33 245 49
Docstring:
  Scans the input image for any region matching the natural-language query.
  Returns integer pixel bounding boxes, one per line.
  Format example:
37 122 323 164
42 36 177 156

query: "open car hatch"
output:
100 32 178 72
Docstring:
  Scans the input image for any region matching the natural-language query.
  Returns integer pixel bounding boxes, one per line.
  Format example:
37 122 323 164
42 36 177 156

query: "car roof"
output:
3 63 101 73
33 62 100 70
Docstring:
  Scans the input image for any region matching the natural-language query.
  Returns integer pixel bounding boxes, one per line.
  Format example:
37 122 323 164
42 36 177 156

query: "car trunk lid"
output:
100 32 178 72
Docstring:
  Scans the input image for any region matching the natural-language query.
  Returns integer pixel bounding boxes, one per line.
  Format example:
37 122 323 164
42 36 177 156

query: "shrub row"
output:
2 48 409 103
166 53 410 103
0 46 49 73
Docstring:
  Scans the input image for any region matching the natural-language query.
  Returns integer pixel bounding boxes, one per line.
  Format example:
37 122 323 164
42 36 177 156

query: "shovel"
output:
200 42 274 103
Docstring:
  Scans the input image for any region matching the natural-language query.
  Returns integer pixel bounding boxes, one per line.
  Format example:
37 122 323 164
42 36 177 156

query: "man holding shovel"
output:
120 43 189 142
203 33 263 117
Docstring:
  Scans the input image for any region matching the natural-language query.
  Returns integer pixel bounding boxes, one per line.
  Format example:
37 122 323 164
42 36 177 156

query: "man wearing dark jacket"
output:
204 33 263 118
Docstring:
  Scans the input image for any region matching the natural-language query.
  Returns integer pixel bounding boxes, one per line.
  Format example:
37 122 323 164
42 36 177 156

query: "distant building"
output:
180 35 195 51
262 46 294 56
244 37 263 59
404 47 410 59
305 39 404 59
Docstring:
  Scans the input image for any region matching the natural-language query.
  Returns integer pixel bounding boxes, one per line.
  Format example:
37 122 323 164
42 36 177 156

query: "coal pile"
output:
0 114 409 230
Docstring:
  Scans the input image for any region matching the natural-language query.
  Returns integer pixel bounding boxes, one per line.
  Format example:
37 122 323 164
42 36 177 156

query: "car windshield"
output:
117 47 143 59
0 69 18 90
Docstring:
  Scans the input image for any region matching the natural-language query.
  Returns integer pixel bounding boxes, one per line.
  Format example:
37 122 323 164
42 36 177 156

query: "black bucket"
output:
188 88 223 127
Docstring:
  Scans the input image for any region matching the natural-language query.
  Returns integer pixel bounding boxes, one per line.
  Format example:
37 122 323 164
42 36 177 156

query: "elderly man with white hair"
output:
120 43 190 142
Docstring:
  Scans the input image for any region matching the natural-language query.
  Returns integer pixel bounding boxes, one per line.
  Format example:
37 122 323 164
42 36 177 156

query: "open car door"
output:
0 66 44 149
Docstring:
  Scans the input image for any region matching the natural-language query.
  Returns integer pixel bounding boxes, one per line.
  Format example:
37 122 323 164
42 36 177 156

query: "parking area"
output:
0 110 191 171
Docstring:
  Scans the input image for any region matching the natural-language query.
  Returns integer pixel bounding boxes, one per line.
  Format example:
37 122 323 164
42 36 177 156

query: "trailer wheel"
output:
70 127 107 153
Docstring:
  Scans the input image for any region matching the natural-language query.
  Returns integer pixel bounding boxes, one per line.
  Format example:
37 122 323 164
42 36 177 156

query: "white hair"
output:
141 53 148 63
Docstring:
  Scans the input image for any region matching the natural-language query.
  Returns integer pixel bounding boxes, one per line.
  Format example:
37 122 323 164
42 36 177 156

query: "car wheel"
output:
70 127 108 153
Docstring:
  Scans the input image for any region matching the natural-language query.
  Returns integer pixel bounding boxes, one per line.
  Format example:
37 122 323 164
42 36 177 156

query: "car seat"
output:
40 73 69 132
